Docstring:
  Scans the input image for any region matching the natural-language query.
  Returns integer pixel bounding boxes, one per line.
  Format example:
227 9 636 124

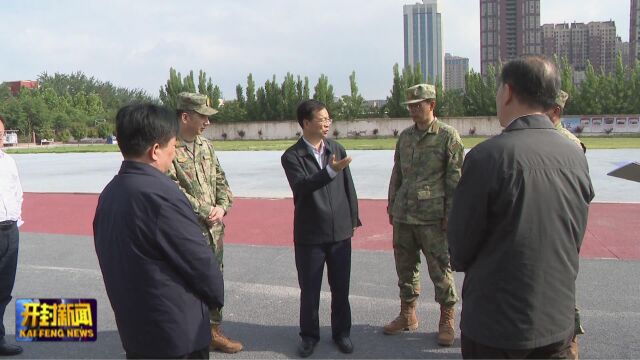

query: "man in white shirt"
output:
0 116 23 356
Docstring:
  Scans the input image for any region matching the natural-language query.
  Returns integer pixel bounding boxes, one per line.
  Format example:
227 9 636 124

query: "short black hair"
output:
499 56 560 111
296 99 326 128
115 103 178 158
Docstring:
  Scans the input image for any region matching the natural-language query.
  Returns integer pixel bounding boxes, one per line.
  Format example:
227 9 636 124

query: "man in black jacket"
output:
447 57 594 359
93 104 224 359
281 100 361 358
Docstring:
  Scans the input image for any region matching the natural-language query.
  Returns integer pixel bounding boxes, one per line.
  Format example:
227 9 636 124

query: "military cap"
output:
403 84 437 105
177 92 218 116
555 90 569 109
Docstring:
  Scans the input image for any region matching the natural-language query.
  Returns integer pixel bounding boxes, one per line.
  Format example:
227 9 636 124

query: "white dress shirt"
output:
0 149 23 225
302 137 337 178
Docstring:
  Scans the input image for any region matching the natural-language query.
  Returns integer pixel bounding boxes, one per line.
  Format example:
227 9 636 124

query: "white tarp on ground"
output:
11 149 640 203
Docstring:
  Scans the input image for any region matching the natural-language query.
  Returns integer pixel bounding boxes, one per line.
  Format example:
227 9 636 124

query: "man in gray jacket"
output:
447 56 594 359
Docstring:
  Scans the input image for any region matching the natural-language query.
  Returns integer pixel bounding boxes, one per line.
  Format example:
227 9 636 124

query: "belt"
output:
0 220 17 227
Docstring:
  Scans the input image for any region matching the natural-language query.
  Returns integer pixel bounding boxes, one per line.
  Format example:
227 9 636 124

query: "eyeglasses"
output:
315 118 333 125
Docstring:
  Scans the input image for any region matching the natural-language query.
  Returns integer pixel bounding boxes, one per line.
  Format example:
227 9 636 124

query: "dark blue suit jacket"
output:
93 160 224 357
281 138 361 245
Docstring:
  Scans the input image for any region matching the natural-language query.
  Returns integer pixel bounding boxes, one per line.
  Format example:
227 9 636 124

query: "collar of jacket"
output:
411 117 441 137
175 135 204 148
504 114 554 132
295 137 334 158
118 160 168 178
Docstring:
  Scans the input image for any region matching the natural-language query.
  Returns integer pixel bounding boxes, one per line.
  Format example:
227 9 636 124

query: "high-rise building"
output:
445 53 469 91
541 21 618 75
617 36 630 68
480 0 542 76
403 0 444 84
631 0 640 65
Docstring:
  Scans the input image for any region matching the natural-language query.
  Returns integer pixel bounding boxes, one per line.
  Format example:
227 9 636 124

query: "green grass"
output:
4 136 640 154
5 144 120 154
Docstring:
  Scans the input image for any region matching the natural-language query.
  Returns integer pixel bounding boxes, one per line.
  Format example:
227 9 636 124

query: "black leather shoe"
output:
0 344 23 356
334 336 353 354
298 338 317 358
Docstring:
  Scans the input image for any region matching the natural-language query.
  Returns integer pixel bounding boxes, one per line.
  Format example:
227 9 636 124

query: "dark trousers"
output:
295 239 351 341
126 346 209 359
461 333 574 359
0 221 19 343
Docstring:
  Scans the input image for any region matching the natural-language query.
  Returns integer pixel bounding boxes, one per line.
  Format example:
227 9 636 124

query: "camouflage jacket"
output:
388 119 464 224
555 122 586 153
168 135 233 230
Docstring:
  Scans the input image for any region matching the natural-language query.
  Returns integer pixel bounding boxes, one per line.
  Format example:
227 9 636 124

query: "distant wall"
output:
204 116 502 140
203 115 640 140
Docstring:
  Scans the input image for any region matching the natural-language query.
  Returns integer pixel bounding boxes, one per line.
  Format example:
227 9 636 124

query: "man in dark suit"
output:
281 99 361 358
447 57 594 359
93 103 224 359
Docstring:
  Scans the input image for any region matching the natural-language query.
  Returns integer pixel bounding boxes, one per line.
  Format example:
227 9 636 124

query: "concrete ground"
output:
7 234 640 359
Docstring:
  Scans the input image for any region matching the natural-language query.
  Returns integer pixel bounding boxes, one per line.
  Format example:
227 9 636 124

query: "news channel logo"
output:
16 298 97 342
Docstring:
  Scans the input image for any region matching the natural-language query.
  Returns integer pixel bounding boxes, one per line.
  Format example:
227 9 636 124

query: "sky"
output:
0 0 631 100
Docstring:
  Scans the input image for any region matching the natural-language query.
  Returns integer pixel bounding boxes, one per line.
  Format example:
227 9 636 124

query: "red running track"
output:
21 193 640 260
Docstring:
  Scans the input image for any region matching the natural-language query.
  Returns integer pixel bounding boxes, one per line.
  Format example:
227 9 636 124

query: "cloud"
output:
0 0 631 100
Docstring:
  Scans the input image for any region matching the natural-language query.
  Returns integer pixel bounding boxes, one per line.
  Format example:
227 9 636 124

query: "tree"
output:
159 68 186 111
341 71 365 120
386 63 409 118
235 84 245 108
38 71 150 110
282 73 298 120
557 56 578 115
70 123 88 145
574 62 602 115
195 70 221 110
463 65 497 116
215 101 247 122
435 80 465 118
245 73 258 120
296 75 310 105
96 122 114 138
313 74 337 116
15 90 51 141
263 75 284 120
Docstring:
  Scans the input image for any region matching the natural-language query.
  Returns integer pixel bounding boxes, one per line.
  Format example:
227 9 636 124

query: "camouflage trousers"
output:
392 221 458 306
205 222 225 324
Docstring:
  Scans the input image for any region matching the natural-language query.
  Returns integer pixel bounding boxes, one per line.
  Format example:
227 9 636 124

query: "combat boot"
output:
437 304 455 346
568 335 579 359
211 324 243 353
383 300 419 335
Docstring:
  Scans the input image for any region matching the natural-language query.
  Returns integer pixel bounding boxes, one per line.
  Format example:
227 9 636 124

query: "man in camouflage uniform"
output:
168 92 242 353
549 90 586 153
546 89 586 359
384 84 463 347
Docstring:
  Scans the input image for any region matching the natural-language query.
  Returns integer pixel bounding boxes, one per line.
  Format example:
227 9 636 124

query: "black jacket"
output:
281 138 361 245
93 161 224 357
448 114 594 349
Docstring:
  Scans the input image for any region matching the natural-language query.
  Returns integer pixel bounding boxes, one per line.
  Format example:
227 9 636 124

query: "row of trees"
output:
1 54 638 142
159 54 639 124
159 68 367 122
0 72 150 142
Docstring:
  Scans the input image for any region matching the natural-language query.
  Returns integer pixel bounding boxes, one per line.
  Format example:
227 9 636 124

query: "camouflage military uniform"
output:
554 91 586 337
388 119 463 306
556 122 586 153
169 135 233 323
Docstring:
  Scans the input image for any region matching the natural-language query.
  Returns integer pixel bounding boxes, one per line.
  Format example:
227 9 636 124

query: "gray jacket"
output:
448 114 594 349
